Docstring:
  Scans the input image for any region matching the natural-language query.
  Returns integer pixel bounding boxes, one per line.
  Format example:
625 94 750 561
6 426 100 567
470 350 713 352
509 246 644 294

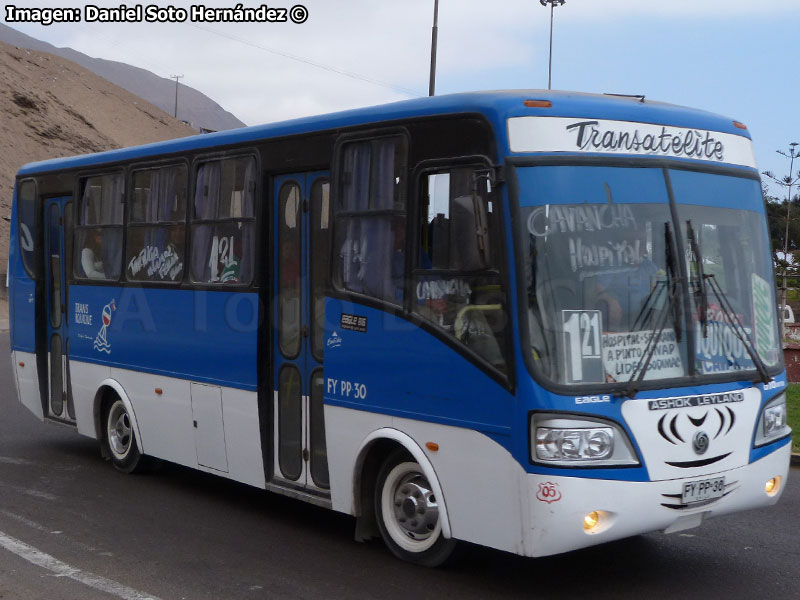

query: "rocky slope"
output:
0 39 195 268
0 23 246 132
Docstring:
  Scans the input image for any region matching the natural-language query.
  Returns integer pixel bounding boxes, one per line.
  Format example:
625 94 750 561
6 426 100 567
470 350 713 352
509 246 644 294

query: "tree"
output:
765 192 800 278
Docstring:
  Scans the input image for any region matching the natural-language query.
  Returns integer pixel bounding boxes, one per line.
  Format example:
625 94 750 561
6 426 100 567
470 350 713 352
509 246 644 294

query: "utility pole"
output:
429 0 439 97
170 74 184 119
539 0 565 90
763 142 800 333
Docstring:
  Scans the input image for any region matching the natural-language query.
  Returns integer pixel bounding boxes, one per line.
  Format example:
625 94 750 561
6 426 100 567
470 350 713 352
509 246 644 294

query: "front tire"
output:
103 398 143 473
375 450 457 566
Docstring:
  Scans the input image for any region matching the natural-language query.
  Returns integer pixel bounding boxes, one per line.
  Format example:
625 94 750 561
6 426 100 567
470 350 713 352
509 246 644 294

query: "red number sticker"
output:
536 481 562 504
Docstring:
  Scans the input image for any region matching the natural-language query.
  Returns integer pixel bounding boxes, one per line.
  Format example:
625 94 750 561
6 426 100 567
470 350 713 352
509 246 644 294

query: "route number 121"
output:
562 310 603 383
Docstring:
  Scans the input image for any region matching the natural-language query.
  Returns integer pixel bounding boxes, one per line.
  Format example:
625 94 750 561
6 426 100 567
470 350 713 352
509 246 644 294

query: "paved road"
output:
0 332 797 599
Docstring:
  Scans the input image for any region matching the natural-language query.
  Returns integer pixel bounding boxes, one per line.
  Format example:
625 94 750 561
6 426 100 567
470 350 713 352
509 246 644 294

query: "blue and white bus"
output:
9 91 792 565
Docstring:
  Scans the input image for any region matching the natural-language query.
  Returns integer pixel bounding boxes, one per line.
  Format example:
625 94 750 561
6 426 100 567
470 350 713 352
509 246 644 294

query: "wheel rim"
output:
381 462 441 553
107 401 132 460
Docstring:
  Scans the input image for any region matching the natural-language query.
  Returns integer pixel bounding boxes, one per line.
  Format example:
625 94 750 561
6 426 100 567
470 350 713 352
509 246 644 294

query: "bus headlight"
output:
536 427 614 460
754 393 791 447
531 413 639 467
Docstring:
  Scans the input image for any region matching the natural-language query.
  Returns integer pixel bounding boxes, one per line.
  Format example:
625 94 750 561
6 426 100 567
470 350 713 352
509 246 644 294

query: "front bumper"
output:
524 442 791 557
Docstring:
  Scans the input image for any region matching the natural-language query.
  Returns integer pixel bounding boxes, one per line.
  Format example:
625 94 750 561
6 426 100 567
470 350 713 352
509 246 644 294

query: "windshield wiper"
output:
686 221 708 338
686 221 771 384
622 223 682 398
704 274 771 384
631 279 666 332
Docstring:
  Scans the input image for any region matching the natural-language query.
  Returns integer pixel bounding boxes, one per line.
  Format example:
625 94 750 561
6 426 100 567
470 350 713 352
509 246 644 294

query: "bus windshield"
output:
518 165 781 387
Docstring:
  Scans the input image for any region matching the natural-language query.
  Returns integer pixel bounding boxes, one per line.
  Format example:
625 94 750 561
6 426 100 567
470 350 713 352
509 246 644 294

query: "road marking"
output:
0 530 161 600
0 481 59 502
0 509 49 532
22 488 59 502
0 456 35 465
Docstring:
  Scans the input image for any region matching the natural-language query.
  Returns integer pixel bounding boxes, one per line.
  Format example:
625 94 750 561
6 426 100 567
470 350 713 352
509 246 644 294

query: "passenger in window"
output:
592 252 662 331
81 231 105 279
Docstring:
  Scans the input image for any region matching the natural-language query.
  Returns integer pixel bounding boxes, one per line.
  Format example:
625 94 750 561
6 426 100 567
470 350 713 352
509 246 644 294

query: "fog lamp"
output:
583 511 600 531
765 477 780 496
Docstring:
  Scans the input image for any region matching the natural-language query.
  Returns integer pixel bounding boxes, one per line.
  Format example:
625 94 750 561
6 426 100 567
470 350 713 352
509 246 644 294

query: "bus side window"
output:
190 157 256 285
17 180 37 279
74 173 124 281
126 165 187 283
414 168 508 372
333 136 407 304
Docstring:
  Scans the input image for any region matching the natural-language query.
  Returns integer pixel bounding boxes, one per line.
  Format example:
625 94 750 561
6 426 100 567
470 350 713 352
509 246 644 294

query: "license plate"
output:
681 477 726 504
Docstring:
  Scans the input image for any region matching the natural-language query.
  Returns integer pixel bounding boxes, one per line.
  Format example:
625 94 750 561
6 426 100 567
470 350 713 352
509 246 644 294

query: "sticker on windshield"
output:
561 310 604 383
695 304 754 374
751 273 778 367
602 329 683 382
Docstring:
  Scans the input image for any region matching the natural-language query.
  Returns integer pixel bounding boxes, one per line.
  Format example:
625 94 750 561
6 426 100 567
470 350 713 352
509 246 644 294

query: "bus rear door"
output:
44 196 75 423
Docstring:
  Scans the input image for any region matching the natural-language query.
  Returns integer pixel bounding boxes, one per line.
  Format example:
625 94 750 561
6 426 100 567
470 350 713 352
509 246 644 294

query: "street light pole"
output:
764 142 800 332
540 0 565 90
429 0 439 97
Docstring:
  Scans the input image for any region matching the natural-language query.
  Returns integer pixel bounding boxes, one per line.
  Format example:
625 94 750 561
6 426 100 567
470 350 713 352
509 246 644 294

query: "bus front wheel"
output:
103 398 143 473
375 450 457 566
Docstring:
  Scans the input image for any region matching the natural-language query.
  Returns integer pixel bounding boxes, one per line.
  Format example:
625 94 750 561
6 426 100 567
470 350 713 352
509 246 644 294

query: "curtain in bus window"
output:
82 174 123 225
239 158 256 284
102 175 123 278
191 162 221 282
338 140 400 302
127 167 183 282
340 143 369 293
373 140 396 210
142 168 161 253
78 173 123 280
341 143 370 210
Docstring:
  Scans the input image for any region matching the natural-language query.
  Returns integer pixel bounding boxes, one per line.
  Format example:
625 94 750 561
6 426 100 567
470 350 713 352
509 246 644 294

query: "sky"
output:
3 0 800 197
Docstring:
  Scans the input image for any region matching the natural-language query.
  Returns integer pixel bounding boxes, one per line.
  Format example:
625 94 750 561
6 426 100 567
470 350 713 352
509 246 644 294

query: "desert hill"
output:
0 23 246 132
0 38 195 269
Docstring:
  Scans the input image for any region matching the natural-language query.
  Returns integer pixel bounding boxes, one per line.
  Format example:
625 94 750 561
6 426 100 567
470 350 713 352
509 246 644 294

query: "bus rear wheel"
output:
375 450 457 567
103 398 143 473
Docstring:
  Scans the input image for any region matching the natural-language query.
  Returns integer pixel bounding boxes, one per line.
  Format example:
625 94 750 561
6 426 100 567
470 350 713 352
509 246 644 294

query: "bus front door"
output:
273 172 330 493
44 197 75 423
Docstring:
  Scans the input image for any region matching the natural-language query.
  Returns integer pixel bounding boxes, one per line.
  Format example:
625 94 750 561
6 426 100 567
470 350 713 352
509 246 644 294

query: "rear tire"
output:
103 398 144 473
374 450 457 567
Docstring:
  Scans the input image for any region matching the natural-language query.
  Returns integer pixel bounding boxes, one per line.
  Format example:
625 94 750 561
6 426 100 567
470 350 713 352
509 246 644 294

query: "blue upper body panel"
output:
16 90 752 178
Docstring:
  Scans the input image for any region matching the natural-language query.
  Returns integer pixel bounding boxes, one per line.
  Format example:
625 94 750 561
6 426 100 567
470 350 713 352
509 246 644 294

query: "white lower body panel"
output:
68 360 266 489
525 443 791 557
325 404 791 558
12 351 42 420
325 405 529 555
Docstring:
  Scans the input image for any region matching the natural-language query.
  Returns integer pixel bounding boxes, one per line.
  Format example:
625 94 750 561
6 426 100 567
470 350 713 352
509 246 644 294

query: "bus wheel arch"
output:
353 430 454 565
93 380 145 472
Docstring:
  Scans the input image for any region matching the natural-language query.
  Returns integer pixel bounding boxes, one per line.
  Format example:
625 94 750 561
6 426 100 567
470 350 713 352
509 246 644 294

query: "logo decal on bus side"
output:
327 331 342 349
93 299 116 354
536 482 562 504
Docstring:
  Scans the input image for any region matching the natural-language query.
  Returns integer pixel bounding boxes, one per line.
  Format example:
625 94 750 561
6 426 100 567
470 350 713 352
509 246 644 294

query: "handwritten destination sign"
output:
602 328 683 382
